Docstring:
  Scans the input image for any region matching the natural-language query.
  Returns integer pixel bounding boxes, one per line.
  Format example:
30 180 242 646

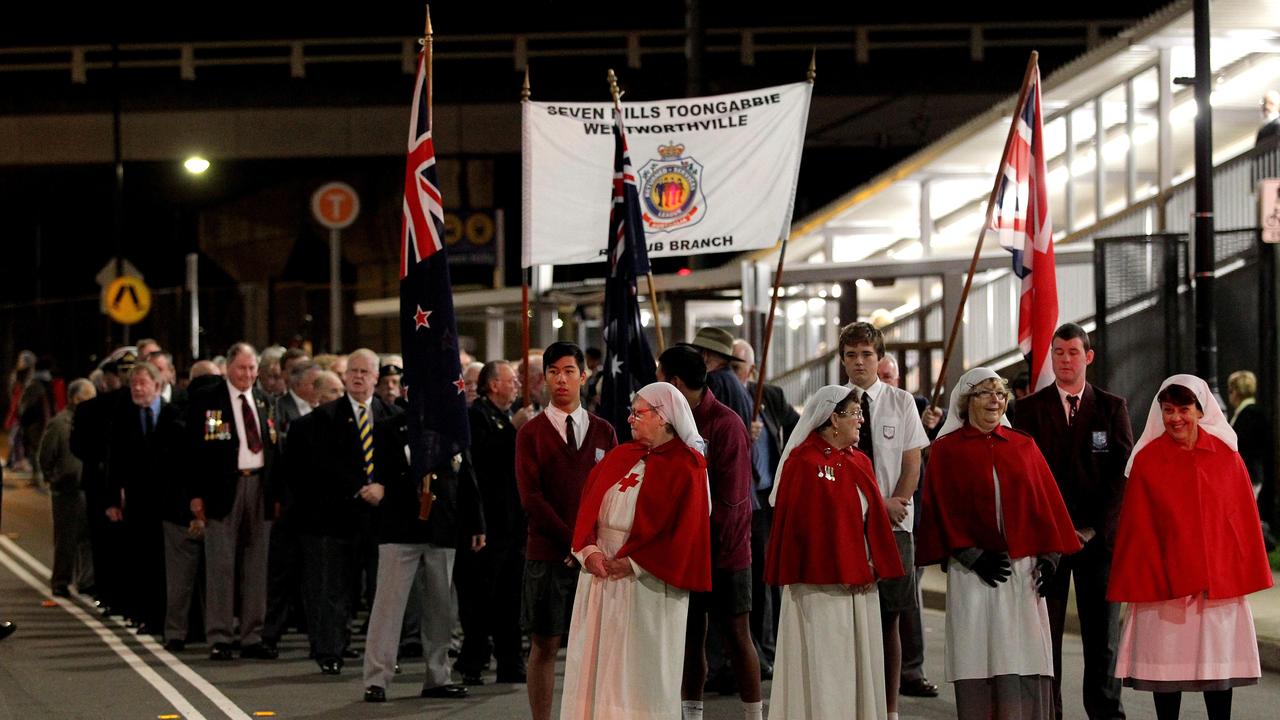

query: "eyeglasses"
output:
628 405 662 420
971 390 1008 401
833 409 863 419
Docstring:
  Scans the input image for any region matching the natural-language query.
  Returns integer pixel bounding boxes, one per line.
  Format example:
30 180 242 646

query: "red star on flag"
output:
414 305 432 330
453 374 466 394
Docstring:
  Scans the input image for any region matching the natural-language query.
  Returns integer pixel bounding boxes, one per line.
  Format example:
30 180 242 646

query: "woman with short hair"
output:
1108 374 1273 720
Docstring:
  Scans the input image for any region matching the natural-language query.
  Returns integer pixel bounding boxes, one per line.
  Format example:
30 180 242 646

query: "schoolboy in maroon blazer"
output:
515 342 616 720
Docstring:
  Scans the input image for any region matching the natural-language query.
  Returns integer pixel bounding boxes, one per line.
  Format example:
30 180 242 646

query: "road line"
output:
0 535 253 720
0 539 210 720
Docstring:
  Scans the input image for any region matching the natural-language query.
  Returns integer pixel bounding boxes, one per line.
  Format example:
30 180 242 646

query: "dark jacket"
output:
70 386 130 510
468 396 525 549
706 365 753 430
106 399 189 524
285 395 390 537
185 380 280 521
691 387 753 571
1013 383 1133 546
747 382 800 479
372 410 484 547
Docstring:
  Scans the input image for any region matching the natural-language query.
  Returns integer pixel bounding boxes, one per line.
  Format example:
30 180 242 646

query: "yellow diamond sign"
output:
103 275 151 325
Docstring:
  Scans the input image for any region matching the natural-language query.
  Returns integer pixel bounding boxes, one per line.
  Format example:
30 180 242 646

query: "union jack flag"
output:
989 64 1058 393
399 39 469 477
600 106 656 440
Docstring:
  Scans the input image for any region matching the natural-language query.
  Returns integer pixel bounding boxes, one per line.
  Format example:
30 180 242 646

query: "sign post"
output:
311 182 360 351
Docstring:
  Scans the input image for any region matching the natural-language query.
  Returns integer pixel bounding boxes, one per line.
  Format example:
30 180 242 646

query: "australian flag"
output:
600 106 657 441
400 39 469 477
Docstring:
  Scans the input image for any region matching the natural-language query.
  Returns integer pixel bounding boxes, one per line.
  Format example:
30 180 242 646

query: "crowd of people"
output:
0 319 1274 720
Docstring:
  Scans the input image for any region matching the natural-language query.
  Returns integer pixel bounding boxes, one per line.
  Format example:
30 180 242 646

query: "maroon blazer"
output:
691 388 753 571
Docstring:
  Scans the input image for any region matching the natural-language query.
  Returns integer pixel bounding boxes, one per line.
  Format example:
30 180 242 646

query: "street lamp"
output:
183 156 210 174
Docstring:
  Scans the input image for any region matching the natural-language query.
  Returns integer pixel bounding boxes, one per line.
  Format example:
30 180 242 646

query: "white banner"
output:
522 82 811 267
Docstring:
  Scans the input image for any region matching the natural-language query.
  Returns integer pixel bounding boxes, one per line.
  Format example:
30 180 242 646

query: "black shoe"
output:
495 670 527 684
209 643 235 661
0 622 15 641
52 587 70 598
240 643 278 660
900 677 940 698
163 639 185 652
363 685 386 703
461 672 484 686
341 648 362 660
319 658 343 675
420 684 468 699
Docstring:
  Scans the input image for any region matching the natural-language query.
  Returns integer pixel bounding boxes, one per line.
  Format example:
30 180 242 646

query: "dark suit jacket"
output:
1258 118 1280 146
274 392 307 441
70 386 130 511
286 395 390 538
747 382 800 485
372 412 484 548
185 380 280 521
1013 383 1133 546
467 396 524 548
1233 402 1272 492
106 399 189 524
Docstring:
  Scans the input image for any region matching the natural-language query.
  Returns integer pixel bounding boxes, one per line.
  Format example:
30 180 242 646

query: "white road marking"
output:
0 535 251 720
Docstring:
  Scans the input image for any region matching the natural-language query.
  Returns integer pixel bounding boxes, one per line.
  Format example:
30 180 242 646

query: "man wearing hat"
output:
374 363 405 416
687 327 753 430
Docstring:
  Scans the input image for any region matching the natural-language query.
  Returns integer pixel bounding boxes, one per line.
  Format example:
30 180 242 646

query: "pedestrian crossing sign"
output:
103 275 151 325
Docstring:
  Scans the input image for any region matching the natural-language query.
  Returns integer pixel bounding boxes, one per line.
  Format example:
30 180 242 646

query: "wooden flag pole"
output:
929 51 1040 410
751 49 816 422
521 65 532 405
608 69 666 352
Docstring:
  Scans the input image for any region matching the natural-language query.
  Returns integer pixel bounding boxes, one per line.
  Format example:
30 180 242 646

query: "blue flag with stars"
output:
400 38 469 476
600 106 657 441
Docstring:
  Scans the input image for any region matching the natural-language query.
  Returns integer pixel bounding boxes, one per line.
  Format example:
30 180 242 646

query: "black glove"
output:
970 551 1012 587
1034 557 1056 597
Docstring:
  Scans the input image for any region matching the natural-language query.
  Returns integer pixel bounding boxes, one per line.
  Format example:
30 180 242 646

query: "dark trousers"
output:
86 485 127 610
300 534 355 662
749 503 778 665
263 515 305 643
456 542 526 675
124 511 166 630
900 567 927 682
1046 540 1124 720
50 489 94 592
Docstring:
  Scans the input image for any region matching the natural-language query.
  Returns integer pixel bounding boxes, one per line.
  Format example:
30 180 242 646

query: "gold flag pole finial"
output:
521 66 531 101
424 5 433 40
807 48 816 84
607 68 622 107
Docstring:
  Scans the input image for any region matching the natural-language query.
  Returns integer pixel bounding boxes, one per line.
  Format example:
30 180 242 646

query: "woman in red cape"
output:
1107 374 1273 720
764 384 903 719
560 382 710 720
915 367 1081 720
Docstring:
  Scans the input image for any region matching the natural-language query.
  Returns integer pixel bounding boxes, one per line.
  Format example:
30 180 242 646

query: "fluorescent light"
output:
183 156 210 174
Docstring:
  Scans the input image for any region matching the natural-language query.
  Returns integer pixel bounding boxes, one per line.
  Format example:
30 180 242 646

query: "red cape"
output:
572 438 712 592
765 434 903 586
1107 432 1274 602
916 424 1082 565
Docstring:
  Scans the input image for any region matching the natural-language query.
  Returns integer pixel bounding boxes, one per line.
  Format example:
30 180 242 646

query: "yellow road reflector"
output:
158 715 181 719
41 600 58 608
253 713 277 717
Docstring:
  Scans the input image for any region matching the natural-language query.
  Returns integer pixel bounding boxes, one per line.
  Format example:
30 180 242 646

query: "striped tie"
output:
358 405 374 482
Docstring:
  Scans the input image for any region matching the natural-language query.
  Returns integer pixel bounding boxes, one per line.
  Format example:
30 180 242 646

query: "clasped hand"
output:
584 551 634 580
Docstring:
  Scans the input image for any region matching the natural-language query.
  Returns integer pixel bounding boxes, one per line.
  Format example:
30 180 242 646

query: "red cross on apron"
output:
617 472 641 492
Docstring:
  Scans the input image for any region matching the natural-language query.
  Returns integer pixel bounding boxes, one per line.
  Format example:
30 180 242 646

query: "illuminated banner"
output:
522 82 811 267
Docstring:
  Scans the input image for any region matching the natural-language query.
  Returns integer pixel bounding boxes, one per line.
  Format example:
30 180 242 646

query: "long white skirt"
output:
769 583 887 720
945 556 1054 682
1115 594 1260 688
560 527 690 720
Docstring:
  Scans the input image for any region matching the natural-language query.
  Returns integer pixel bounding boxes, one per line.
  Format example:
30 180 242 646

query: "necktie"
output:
858 389 875 465
565 414 578 451
143 406 154 435
357 405 374 481
1067 394 1079 427
241 394 263 453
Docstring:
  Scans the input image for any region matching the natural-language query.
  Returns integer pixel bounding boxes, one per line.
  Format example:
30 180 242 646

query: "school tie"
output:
565 414 578 451
240 394 263 453
858 389 875 465
357 405 374 482
1067 394 1079 427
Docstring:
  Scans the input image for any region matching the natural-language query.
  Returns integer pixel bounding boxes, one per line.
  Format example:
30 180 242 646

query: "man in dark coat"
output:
1013 323 1133 720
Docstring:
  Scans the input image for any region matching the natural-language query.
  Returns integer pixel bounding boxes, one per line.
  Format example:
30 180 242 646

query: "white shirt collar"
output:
849 378 884 402
289 389 313 414
545 403 587 426
226 377 254 402
347 393 372 418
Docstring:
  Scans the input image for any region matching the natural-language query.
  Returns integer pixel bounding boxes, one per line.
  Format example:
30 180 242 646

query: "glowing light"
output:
183 156 210 174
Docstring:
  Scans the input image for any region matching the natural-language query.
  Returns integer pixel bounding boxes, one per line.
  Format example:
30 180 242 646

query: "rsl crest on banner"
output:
637 142 707 233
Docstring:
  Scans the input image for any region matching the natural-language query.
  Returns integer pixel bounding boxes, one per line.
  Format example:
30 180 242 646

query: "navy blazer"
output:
185 380 280 521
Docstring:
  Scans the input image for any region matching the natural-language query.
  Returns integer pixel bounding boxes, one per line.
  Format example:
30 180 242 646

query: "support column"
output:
941 272 966 394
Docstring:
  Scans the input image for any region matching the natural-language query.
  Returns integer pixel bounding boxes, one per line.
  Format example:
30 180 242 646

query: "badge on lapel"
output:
595 448 605 463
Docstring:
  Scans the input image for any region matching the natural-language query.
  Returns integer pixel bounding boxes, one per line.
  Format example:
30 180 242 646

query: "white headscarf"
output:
937 367 1013 439
635 382 705 454
768 385 856 507
1125 373 1236 476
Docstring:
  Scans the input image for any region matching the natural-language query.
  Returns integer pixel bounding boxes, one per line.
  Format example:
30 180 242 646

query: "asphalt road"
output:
3 479 1278 719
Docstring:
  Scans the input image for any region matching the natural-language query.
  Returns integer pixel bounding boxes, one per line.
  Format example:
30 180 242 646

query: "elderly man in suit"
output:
1013 323 1133 720
187 342 281 662
288 348 390 675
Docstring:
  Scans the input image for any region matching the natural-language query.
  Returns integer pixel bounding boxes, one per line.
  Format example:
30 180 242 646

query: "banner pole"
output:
929 51 1040 410
751 50 816 422
521 65 532 405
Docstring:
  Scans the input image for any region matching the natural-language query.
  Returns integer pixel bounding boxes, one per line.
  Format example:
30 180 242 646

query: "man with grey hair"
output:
289 348 391 675
39 378 97 597
186 342 281 661
258 346 288 399
462 361 484 407
143 351 183 407
277 361 319 438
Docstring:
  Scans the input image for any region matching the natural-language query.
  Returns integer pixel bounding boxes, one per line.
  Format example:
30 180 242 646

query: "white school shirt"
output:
846 379 930 532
